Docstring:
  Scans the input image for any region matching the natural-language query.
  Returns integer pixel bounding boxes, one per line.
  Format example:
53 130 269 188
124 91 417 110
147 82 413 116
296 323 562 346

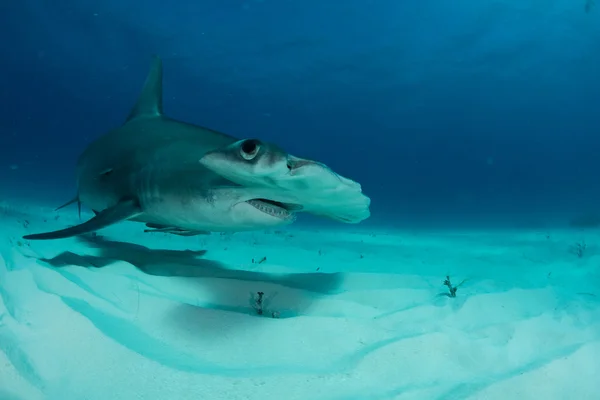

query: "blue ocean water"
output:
2 3 600 399
2 0 599 229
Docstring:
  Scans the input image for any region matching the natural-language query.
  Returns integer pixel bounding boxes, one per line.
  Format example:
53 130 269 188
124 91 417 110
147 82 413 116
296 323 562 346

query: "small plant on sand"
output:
250 291 280 318
570 241 587 258
439 275 467 298
253 291 265 315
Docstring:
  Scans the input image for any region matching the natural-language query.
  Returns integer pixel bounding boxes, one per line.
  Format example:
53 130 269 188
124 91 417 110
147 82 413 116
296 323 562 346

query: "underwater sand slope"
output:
1 201 599 400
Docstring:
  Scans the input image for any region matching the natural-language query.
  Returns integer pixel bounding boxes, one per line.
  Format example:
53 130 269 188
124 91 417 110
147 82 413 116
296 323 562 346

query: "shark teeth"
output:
246 199 294 220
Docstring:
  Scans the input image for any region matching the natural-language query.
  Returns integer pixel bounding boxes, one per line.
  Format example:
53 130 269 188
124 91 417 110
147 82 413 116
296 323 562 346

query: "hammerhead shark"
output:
23 56 370 240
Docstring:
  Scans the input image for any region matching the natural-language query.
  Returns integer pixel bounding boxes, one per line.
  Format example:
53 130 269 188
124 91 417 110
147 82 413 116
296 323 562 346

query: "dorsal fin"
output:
126 55 163 122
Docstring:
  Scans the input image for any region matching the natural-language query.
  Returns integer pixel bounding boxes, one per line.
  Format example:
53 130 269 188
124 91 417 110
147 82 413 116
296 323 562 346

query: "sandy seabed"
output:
1 201 599 400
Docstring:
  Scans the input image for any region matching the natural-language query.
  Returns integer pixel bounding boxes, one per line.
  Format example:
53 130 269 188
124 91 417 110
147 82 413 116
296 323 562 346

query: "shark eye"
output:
240 139 260 160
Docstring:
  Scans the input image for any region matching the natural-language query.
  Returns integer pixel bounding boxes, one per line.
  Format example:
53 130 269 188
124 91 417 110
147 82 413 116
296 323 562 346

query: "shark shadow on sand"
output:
31 234 344 325
38 234 343 294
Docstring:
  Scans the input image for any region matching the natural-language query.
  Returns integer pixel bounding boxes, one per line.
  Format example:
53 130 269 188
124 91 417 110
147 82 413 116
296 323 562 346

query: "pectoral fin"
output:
23 199 142 240
164 230 210 236
143 223 210 236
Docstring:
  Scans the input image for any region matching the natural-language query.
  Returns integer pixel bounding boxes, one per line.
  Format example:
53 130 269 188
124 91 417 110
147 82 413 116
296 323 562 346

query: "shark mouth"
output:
246 199 301 220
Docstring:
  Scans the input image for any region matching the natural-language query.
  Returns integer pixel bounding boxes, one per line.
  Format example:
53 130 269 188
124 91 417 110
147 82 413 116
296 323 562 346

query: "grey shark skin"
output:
23 56 371 240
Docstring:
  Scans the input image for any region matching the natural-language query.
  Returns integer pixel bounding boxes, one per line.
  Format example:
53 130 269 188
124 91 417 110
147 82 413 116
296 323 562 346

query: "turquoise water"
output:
1 1 600 399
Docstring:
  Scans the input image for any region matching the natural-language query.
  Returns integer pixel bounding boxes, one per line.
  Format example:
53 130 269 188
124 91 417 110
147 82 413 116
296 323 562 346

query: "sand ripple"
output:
1 212 599 399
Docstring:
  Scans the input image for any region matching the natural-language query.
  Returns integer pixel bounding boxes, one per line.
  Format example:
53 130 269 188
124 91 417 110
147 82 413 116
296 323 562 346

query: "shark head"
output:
199 139 371 223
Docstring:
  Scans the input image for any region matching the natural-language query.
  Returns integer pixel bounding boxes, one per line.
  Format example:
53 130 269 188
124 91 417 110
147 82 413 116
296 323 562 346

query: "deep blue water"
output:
1 0 599 228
